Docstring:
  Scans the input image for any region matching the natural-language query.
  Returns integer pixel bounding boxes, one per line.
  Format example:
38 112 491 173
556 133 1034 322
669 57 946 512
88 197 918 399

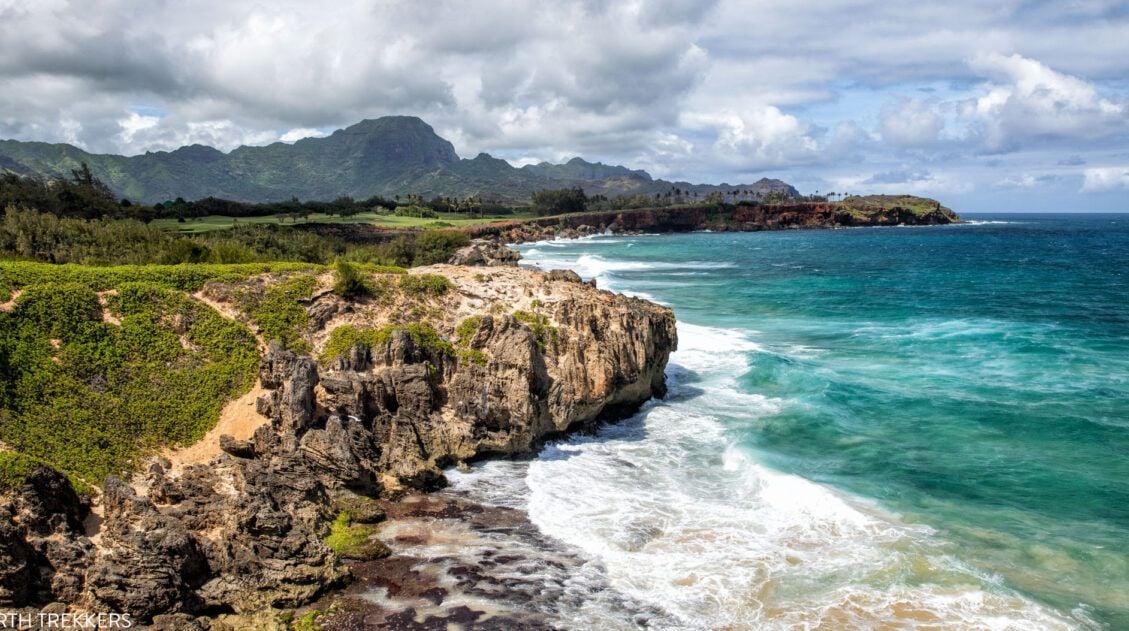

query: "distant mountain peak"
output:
0 116 798 204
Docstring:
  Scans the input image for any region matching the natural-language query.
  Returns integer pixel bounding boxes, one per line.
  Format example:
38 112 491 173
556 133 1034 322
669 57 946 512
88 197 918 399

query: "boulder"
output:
447 240 521 267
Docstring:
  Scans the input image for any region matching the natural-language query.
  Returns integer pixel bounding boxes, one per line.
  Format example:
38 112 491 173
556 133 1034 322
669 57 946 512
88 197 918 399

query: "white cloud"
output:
279 128 326 143
682 106 819 170
1 0 1128 209
833 169 973 196
1081 167 1129 192
880 98 943 148
117 112 160 145
964 53 1126 151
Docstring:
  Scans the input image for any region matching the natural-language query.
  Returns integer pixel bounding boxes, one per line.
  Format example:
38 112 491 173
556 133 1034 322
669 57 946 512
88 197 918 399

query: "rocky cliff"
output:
467 195 960 243
0 261 676 626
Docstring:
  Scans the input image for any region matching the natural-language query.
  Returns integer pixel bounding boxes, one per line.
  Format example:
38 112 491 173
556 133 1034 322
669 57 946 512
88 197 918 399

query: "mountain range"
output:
0 116 799 205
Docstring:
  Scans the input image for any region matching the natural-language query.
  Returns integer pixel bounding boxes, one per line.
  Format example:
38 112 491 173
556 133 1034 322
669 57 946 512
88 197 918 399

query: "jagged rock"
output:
547 269 582 283
447 240 521 267
0 263 676 623
219 435 256 459
257 344 320 433
307 295 348 330
0 466 91 607
333 494 386 524
84 477 209 618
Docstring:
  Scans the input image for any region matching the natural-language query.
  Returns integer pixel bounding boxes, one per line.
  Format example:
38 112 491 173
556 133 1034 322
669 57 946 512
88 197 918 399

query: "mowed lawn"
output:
153 211 535 233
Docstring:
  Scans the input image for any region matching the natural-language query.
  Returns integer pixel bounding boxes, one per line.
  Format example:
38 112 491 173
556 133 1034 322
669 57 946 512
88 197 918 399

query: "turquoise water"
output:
452 215 1129 629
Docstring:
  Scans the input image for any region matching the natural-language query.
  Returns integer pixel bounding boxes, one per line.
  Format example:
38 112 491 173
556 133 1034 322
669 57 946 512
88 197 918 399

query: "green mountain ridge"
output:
0 116 799 204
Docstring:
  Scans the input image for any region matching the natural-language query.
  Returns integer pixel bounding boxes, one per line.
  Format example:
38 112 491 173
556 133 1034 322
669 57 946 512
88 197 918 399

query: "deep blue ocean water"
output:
451 214 1129 629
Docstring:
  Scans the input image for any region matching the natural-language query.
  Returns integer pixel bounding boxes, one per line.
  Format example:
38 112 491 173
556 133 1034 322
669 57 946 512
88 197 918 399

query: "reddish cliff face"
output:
467 198 959 243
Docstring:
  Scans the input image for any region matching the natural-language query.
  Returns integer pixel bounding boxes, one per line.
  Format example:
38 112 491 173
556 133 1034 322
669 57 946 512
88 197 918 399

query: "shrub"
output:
14 282 101 341
319 325 391 364
455 315 483 346
457 348 487 366
531 187 588 216
399 273 453 296
332 260 369 298
0 261 321 293
514 310 558 350
409 230 469 265
0 280 258 486
319 323 453 365
0 450 43 490
243 274 318 351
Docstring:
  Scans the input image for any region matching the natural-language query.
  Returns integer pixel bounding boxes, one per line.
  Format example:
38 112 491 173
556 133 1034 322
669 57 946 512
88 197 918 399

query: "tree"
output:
531 187 587 216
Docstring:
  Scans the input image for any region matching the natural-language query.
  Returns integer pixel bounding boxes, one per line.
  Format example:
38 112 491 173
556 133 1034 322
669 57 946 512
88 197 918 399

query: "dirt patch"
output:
96 290 121 325
163 381 269 470
0 288 23 312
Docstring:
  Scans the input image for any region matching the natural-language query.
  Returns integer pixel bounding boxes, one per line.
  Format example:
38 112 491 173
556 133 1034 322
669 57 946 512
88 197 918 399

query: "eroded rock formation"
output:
0 261 676 626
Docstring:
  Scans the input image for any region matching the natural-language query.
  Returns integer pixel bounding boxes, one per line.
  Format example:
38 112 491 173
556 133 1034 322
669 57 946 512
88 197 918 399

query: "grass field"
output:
154 211 535 233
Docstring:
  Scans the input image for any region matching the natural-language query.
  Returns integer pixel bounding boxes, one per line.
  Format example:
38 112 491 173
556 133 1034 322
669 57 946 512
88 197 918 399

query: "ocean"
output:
445 214 1129 629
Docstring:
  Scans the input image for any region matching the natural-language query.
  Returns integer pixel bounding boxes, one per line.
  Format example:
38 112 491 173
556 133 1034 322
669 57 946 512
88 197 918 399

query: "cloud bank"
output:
1 0 1127 210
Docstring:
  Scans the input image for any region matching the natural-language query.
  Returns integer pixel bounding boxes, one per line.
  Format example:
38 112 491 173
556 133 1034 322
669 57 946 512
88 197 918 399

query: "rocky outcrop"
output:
0 466 91 607
466 197 960 243
447 239 521 267
0 263 676 625
284 266 676 487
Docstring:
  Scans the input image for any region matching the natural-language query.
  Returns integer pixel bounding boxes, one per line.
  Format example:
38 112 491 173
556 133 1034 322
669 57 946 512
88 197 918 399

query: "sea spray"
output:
447 215 1127 628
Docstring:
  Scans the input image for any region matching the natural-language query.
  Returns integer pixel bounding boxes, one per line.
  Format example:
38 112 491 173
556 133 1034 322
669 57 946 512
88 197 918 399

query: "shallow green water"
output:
513 215 1129 628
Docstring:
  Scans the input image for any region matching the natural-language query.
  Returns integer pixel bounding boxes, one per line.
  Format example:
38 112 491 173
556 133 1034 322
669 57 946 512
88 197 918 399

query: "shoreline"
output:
465 198 961 246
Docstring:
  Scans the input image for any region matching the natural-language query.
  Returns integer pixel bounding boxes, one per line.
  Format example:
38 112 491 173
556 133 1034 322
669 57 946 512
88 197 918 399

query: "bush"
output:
531 187 588 216
332 260 369 298
241 274 318 351
409 230 469 265
399 273 453 296
514 310 558 349
455 315 483 346
0 261 321 293
457 348 487 366
393 205 437 219
0 450 44 490
319 323 454 365
13 282 101 341
319 325 391 364
0 280 258 486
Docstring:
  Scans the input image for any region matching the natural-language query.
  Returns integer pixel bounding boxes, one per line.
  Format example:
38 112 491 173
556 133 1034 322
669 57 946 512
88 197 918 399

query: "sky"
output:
1 0 1128 211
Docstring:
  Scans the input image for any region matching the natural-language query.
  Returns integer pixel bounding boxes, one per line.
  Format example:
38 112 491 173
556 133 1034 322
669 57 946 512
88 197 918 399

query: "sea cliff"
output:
467 195 960 243
0 260 676 627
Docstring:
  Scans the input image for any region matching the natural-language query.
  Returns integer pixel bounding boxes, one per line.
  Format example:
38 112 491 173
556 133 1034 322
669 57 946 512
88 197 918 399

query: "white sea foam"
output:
445 245 1089 630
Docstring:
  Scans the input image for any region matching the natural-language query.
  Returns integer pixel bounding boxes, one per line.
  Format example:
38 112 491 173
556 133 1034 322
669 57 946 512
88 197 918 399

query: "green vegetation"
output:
319 325 389 364
531 187 588 216
455 315 483 346
332 260 369 298
333 493 386 524
0 167 120 220
514 310 558 350
0 276 259 488
399 273 453 296
0 450 45 490
290 609 325 631
836 194 947 218
319 323 454 365
0 260 319 293
457 348 488 367
152 211 527 234
2 204 472 268
323 512 389 560
237 274 319 351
